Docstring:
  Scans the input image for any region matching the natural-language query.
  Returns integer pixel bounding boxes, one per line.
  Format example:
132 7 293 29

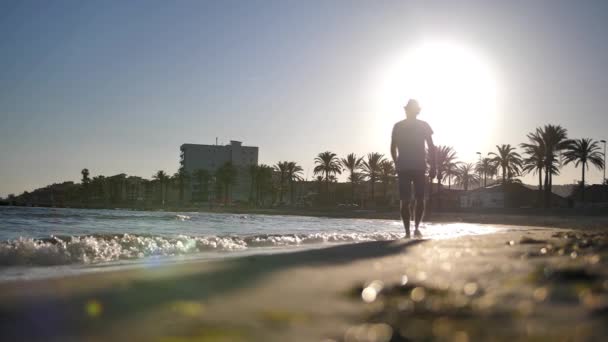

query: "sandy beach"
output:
1 222 607 341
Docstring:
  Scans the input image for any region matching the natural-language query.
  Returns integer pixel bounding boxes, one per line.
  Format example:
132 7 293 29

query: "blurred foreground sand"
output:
1 224 607 341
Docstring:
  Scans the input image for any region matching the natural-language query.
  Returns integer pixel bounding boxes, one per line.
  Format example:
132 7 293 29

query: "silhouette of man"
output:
391 99 436 238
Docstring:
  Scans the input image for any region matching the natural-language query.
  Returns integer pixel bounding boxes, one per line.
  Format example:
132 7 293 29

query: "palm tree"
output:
313 151 342 202
444 162 460 189
247 165 259 204
475 158 495 188
434 146 458 209
521 134 546 191
91 175 107 202
340 153 364 203
255 164 274 206
361 152 386 200
286 162 303 204
172 168 190 204
489 144 523 184
153 170 169 206
81 168 90 204
562 138 604 202
454 163 479 191
379 160 396 201
537 125 570 207
274 161 289 204
192 169 211 202
216 162 237 205
108 173 127 204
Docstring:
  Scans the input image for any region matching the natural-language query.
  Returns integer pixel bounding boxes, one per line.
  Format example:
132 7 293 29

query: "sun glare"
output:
374 40 499 158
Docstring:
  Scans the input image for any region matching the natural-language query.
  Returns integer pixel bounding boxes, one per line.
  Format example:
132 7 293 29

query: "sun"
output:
374 40 499 158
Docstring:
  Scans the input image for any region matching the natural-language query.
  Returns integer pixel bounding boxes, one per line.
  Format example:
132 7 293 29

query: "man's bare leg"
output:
400 200 411 238
413 198 425 237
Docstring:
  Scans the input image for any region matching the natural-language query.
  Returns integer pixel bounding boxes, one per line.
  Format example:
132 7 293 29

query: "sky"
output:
1 0 608 197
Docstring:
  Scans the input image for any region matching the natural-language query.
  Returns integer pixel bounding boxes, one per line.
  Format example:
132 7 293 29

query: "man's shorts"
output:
397 170 426 201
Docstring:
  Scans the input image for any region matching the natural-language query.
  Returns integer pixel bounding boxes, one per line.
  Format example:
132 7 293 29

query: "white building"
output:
180 141 258 202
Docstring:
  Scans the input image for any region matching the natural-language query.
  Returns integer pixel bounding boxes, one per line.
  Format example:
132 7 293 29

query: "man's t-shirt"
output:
392 119 433 171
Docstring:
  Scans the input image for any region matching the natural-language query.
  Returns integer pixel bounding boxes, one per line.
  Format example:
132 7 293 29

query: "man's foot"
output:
404 231 411 239
413 229 422 238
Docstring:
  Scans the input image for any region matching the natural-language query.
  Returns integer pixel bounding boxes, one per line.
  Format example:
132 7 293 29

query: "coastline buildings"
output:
180 141 259 202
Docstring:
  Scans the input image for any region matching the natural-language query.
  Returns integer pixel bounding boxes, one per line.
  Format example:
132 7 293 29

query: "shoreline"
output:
1 225 606 341
5 204 608 231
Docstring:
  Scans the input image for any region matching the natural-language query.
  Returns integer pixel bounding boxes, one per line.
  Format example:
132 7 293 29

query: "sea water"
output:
0 206 501 281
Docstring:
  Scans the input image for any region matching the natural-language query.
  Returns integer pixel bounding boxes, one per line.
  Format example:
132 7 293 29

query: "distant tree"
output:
247 165 259 204
313 151 342 202
454 163 479 191
172 168 190 204
435 146 458 187
562 138 604 202
91 176 106 202
340 153 364 203
81 168 90 203
216 162 237 205
286 161 303 204
444 162 460 189
379 160 396 201
434 146 458 209
274 161 289 204
537 125 570 207
193 169 211 202
107 174 127 204
255 164 274 206
361 152 386 200
521 133 547 191
475 158 496 188
153 170 170 206
489 144 523 184
81 168 90 184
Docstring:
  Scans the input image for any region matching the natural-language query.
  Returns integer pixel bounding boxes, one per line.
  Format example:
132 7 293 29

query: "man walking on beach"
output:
391 99 436 238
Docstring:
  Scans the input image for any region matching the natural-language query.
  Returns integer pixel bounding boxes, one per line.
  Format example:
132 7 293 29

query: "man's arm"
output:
390 125 398 163
426 135 437 179
391 139 398 164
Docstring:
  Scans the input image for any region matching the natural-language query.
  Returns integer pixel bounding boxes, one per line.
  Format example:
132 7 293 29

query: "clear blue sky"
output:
1 0 607 197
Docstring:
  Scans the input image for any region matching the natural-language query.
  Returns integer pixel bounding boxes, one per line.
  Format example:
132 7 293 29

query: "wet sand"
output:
1 224 607 341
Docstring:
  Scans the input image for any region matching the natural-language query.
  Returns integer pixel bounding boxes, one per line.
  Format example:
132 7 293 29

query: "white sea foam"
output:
0 232 402 266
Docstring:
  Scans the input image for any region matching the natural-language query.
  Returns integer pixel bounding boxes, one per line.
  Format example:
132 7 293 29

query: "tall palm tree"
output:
489 144 523 184
521 135 546 191
286 162 303 204
361 152 386 200
444 162 460 189
216 162 237 205
255 164 274 206
313 151 342 202
193 169 210 202
340 153 364 203
454 163 479 191
172 168 190 204
81 168 90 204
434 146 458 209
475 158 495 188
379 160 396 201
435 146 458 187
247 165 259 204
537 125 570 207
274 161 289 204
108 173 127 204
562 138 604 202
153 170 169 206
91 175 106 202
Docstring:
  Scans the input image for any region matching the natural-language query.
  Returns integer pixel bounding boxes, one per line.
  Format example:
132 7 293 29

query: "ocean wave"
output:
0 232 401 266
